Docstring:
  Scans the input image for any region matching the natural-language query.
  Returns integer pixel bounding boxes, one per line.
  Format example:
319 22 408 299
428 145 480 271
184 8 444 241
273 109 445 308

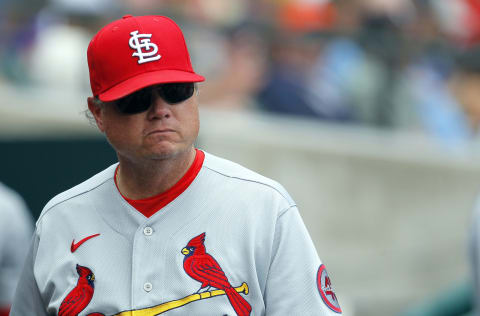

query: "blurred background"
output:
2 0 480 315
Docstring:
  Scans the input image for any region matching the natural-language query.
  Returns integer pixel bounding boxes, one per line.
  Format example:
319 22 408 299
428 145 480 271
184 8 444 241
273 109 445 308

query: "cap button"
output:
122 14 133 19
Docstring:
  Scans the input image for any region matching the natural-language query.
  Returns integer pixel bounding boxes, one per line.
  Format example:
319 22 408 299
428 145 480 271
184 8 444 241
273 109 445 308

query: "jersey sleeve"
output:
264 206 342 315
10 229 48 316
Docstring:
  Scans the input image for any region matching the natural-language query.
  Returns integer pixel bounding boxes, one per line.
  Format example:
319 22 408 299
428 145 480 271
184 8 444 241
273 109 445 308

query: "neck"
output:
116 147 196 200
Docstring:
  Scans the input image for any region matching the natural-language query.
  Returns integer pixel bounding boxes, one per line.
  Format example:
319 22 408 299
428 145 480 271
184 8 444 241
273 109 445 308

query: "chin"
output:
144 144 190 161
147 152 177 161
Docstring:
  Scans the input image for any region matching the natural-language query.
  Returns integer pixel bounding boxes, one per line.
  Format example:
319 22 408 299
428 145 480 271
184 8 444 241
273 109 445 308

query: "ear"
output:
87 97 105 132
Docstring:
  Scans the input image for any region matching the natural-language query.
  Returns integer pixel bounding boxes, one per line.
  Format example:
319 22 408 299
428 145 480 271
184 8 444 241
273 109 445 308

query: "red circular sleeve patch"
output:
317 264 342 313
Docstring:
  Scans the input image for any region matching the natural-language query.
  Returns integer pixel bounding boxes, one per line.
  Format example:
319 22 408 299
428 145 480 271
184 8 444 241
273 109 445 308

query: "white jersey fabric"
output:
11 151 341 316
0 182 32 308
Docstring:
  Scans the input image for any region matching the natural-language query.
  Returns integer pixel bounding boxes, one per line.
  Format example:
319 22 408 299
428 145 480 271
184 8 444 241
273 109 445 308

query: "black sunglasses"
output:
114 82 195 114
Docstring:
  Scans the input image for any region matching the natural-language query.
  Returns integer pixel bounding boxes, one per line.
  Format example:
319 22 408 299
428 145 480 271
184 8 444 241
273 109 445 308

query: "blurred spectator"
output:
390 1 480 146
26 0 117 92
350 2 409 127
258 31 344 119
390 0 461 140
463 0 480 45
432 0 480 46
449 47 480 137
257 0 354 121
174 1 267 112
306 0 365 123
0 182 33 316
196 23 268 111
120 0 167 15
0 1 41 84
182 0 249 27
277 0 335 33
471 196 480 315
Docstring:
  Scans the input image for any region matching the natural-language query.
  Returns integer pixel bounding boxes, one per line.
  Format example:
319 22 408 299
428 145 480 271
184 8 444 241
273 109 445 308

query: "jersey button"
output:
144 282 153 292
143 227 153 236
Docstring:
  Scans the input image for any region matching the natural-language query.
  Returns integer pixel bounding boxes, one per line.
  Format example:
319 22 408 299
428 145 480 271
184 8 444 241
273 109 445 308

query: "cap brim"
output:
98 70 205 102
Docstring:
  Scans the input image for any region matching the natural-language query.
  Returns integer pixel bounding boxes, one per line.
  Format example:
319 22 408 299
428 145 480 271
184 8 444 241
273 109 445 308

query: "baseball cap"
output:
87 15 205 102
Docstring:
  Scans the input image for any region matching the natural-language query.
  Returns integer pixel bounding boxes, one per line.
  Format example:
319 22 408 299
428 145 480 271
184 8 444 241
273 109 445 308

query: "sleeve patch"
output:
317 264 342 313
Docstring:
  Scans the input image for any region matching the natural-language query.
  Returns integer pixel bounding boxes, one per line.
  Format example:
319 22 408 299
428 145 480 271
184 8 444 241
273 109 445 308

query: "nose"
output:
147 91 171 120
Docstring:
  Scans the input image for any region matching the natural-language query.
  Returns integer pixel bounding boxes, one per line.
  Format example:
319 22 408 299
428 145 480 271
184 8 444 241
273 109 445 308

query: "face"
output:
451 72 480 130
88 86 200 164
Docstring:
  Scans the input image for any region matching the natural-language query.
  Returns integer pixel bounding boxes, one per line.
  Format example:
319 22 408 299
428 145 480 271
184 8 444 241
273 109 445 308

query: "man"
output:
11 15 342 315
471 196 480 314
0 182 32 316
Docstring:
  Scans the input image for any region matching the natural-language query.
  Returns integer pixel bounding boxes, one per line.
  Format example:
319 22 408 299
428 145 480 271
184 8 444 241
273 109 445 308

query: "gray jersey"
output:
11 151 341 316
0 182 32 308
471 196 480 313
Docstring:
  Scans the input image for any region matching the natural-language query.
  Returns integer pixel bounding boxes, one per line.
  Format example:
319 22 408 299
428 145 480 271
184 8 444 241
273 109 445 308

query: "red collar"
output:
114 149 205 218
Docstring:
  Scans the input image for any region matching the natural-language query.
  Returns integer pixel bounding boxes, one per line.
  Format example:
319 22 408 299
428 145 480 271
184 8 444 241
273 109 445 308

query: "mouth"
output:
147 129 176 136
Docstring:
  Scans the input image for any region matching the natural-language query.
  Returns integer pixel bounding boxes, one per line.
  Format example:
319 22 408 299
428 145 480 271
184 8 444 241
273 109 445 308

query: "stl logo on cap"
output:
128 30 161 64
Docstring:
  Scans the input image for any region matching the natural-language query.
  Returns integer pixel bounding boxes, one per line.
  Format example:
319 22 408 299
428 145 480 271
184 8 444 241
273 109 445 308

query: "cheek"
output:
187 108 200 139
178 102 200 139
189 112 200 135
103 117 142 148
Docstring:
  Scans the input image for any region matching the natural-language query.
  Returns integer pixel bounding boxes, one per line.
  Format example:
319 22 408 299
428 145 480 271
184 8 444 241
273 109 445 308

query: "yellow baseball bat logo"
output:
89 282 249 316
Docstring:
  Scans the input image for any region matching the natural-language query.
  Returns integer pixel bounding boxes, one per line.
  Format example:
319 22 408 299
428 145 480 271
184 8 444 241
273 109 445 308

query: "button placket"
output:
143 282 153 292
132 223 162 306
143 226 153 236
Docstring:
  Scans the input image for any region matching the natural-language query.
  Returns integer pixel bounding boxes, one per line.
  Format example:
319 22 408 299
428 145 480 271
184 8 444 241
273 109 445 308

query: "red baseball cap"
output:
87 15 205 102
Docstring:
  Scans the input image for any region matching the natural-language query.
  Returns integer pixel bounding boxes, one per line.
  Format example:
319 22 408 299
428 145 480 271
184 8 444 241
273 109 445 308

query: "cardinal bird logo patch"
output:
59 264 95 316
317 264 341 313
182 233 252 316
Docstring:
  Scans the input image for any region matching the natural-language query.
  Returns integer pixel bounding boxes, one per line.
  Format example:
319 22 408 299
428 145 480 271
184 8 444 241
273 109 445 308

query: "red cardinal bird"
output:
59 264 95 316
182 233 251 316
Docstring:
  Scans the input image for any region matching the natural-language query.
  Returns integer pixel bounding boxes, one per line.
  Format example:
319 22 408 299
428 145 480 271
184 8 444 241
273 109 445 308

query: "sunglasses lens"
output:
115 88 152 114
114 83 195 114
159 83 195 104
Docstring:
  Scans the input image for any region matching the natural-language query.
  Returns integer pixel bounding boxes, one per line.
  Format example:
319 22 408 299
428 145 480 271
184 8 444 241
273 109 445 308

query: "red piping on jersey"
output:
114 149 205 218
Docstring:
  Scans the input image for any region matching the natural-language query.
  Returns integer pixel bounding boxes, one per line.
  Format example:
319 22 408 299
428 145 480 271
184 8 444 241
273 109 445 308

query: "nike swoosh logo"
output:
71 233 100 253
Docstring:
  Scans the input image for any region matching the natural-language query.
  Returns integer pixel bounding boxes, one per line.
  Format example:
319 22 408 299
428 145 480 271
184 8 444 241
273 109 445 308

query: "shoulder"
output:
201 151 295 207
37 163 118 224
0 182 31 224
0 182 27 211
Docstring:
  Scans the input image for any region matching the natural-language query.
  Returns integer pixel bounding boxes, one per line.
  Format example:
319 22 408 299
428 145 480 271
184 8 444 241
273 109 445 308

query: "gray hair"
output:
84 96 105 125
